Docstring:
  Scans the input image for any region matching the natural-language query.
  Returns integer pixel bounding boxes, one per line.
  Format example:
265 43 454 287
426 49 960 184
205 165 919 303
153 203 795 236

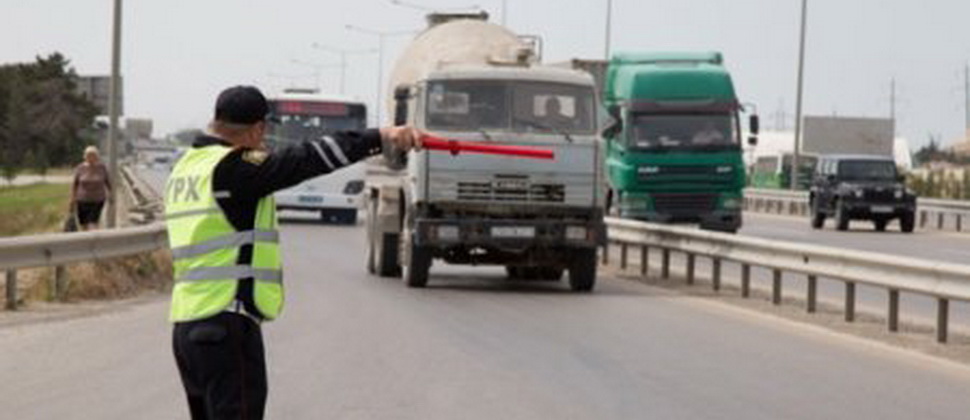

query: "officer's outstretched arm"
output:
217 127 423 201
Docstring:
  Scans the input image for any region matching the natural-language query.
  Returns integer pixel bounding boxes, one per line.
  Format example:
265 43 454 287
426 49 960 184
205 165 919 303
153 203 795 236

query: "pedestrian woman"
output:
70 146 112 230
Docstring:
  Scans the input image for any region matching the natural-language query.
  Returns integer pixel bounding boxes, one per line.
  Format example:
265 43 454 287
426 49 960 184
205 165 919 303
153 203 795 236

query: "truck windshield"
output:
629 114 737 150
426 81 595 135
838 160 897 182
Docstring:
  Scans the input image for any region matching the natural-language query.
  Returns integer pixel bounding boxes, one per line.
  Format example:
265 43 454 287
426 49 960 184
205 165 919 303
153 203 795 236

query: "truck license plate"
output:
299 195 324 204
871 205 893 213
491 226 535 238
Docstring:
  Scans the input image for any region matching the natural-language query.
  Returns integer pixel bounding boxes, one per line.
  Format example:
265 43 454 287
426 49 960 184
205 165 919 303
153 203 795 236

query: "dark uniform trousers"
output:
173 312 267 419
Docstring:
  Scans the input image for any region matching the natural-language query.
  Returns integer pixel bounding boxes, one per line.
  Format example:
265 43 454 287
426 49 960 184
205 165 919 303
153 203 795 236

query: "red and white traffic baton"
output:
420 135 555 160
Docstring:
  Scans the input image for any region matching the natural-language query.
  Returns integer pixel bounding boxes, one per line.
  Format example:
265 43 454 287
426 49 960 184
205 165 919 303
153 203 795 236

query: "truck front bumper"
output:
414 218 606 249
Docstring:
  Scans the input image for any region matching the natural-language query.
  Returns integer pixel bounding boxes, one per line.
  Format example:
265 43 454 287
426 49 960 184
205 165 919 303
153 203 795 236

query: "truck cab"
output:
603 52 758 233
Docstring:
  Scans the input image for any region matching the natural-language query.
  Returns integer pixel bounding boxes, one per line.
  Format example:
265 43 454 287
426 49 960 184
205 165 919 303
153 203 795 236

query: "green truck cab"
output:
602 52 758 233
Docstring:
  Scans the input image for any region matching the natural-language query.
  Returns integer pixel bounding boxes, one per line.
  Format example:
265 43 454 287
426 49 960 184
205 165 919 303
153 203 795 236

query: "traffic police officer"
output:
165 85 421 419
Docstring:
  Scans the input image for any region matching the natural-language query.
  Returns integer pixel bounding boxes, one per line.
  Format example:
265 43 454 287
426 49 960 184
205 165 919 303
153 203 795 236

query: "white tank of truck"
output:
366 12 605 291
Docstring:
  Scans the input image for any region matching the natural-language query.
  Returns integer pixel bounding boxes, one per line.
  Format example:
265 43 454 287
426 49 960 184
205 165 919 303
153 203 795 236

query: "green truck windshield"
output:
426 80 596 134
628 114 737 151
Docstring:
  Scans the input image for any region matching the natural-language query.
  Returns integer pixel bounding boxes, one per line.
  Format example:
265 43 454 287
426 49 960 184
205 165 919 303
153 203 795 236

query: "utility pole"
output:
605 0 613 60
106 0 123 228
965 64 969 139
890 77 896 140
791 0 808 191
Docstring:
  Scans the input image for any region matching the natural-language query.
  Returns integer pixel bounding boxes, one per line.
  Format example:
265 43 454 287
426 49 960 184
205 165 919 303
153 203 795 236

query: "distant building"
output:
75 75 123 116
124 118 153 140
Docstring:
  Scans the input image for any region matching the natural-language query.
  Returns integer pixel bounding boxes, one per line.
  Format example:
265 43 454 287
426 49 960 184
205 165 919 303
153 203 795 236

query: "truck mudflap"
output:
413 218 604 249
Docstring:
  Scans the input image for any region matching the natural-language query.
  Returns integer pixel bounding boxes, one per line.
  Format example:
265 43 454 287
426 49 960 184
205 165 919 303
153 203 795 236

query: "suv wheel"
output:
835 199 850 231
900 211 915 233
810 198 825 229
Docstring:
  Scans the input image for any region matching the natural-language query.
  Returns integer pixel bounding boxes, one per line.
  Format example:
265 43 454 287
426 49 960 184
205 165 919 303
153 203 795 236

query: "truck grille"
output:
652 193 717 214
639 165 735 184
457 176 565 203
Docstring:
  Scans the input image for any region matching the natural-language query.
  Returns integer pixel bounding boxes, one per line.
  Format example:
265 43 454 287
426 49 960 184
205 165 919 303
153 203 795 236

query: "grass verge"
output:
0 183 72 236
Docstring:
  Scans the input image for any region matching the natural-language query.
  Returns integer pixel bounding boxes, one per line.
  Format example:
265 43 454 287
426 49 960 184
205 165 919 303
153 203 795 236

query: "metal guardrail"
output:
1 223 167 310
120 166 163 224
744 188 970 231
604 217 970 343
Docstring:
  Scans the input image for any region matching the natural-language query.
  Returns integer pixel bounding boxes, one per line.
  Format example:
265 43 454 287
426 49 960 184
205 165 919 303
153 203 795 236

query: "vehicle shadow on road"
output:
417 273 648 297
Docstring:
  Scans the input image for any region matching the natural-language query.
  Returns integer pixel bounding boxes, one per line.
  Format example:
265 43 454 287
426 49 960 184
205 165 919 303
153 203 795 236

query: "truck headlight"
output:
343 180 365 195
722 197 741 209
566 226 588 240
436 225 460 240
894 189 904 199
853 189 864 199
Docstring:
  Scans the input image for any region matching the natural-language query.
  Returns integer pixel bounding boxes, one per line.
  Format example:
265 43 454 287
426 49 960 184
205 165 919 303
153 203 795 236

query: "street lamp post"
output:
106 0 123 228
791 0 808 191
311 44 377 95
345 25 415 125
605 0 613 60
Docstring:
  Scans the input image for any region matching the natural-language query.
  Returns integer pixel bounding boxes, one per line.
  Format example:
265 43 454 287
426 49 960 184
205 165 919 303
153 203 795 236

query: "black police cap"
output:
214 85 269 125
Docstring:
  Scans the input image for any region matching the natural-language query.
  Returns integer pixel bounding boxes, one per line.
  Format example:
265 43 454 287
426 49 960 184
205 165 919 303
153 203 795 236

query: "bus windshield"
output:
629 114 737 151
266 100 366 147
425 80 596 135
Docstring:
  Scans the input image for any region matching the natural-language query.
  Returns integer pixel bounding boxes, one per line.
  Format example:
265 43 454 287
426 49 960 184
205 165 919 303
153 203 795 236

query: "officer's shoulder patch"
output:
242 149 269 166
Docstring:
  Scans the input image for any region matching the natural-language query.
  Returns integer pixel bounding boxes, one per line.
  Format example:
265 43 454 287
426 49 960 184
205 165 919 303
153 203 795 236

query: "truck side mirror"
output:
749 114 760 135
601 105 623 139
393 86 411 126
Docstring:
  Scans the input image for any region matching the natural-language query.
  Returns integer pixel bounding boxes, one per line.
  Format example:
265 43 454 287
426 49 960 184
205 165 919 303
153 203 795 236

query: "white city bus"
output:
265 89 367 224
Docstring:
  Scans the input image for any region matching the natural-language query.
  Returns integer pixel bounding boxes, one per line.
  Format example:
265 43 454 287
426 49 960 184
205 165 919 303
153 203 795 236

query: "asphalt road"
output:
137 167 970 327
1 220 970 419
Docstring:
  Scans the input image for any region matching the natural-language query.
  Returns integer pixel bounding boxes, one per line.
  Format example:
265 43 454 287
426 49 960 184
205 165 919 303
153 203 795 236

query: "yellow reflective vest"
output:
164 144 283 322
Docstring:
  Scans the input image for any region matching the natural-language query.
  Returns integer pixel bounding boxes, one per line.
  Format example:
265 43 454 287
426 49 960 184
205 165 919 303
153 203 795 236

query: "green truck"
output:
601 52 759 233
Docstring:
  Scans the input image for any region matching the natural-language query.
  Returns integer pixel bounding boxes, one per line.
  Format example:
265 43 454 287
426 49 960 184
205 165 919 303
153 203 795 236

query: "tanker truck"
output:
365 12 605 291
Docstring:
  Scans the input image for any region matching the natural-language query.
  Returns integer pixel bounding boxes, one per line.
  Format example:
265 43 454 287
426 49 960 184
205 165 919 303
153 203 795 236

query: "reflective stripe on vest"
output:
164 144 284 322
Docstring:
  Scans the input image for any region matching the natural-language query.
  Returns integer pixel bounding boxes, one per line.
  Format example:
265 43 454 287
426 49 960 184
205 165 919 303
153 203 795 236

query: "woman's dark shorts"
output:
76 201 105 225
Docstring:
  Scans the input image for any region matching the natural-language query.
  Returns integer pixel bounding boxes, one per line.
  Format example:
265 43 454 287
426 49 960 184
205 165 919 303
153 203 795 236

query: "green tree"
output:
0 53 98 180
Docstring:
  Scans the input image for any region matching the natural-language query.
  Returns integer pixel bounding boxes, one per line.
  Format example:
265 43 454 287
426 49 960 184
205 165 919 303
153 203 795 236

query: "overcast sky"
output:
4 0 970 149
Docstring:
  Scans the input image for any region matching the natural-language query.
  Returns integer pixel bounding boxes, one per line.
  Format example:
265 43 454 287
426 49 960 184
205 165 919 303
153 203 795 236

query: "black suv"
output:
809 155 916 232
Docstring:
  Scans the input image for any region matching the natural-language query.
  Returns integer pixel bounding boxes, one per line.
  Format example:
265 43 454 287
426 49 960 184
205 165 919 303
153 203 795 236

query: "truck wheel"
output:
376 233 402 277
404 238 431 288
873 218 887 232
366 200 377 274
835 199 850 231
568 249 597 292
900 211 915 233
810 199 825 229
